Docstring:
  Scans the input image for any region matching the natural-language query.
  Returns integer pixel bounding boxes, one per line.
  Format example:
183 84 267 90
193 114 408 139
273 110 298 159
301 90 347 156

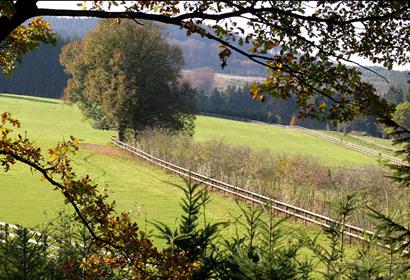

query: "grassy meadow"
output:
0 94 241 233
0 93 378 256
194 116 382 167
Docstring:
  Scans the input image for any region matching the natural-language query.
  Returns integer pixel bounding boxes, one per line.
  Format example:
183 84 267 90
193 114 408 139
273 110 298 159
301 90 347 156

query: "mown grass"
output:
0 93 362 262
194 116 381 167
321 130 402 158
0 94 240 236
0 93 113 148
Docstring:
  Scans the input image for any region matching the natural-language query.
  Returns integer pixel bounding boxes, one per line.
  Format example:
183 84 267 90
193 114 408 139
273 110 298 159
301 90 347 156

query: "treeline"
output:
196 86 391 136
197 85 296 124
197 85 332 130
0 36 67 99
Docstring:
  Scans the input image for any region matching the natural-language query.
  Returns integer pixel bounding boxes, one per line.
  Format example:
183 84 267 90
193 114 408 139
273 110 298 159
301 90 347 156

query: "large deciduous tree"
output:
60 19 196 141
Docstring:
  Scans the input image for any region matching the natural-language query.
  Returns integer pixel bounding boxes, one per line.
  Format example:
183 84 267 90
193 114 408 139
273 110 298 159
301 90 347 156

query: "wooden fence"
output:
349 134 400 153
0 137 401 251
111 137 378 244
199 113 408 166
294 126 407 166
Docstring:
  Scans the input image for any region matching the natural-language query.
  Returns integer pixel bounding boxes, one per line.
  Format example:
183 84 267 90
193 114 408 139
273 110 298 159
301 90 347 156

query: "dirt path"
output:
80 143 133 159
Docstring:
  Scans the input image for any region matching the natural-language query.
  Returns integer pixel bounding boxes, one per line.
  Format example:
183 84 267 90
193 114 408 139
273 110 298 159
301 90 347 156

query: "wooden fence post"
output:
4 223 9 240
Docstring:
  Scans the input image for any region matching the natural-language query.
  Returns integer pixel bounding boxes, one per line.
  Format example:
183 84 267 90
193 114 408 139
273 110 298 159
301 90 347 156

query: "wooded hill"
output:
0 17 408 98
0 17 408 137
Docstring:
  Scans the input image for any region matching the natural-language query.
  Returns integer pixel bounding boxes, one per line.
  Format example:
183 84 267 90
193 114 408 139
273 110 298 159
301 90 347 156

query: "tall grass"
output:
129 130 410 228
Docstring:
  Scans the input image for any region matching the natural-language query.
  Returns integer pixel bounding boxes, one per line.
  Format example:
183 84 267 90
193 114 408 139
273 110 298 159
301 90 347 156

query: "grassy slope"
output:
0 94 239 230
0 93 361 260
194 116 381 167
321 130 401 157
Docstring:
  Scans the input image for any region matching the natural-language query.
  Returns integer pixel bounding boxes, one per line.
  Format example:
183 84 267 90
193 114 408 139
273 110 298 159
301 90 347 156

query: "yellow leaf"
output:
49 153 57 161
266 41 276 49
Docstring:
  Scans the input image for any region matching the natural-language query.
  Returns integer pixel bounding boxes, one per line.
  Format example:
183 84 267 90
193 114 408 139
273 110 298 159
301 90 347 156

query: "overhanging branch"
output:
0 148 120 250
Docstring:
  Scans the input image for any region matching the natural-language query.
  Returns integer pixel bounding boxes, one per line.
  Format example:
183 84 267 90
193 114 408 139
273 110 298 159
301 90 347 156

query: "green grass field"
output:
0 94 241 231
0 93 365 257
321 130 400 157
194 116 382 167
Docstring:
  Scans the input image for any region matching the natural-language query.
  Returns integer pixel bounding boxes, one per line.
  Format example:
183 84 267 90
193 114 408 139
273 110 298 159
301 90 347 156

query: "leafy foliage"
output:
392 102 410 131
0 16 56 75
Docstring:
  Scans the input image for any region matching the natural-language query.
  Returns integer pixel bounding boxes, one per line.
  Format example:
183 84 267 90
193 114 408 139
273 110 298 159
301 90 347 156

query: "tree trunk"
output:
118 123 126 142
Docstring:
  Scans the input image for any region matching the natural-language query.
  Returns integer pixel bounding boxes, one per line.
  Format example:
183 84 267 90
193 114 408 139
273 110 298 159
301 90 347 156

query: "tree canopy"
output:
60 19 196 140
392 102 410 131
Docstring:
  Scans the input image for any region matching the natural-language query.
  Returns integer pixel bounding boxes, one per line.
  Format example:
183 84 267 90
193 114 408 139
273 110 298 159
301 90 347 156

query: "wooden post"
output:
4 223 9 240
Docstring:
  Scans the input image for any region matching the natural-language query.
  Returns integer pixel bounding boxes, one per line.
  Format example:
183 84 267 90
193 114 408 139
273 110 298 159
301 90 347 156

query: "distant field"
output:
321 130 403 159
194 116 381 167
2 93 382 169
213 72 265 91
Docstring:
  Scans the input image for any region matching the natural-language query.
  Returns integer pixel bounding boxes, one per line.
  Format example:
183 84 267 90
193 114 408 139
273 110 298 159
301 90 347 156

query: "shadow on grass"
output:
0 93 61 105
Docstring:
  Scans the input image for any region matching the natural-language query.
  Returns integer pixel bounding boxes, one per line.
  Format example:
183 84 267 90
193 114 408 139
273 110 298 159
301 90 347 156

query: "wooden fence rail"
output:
0 137 402 252
199 113 408 166
349 134 400 153
111 137 378 244
293 126 407 166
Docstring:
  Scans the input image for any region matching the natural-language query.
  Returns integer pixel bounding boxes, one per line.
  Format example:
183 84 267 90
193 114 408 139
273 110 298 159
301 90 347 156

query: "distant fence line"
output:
348 134 400 153
111 137 382 246
199 112 408 166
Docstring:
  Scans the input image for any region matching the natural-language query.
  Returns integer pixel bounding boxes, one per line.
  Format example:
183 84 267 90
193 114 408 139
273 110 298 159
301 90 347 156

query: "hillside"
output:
1 17 407 99
194 116 379 167
0 93 364 256
0 93 382 168
0 94 241 236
